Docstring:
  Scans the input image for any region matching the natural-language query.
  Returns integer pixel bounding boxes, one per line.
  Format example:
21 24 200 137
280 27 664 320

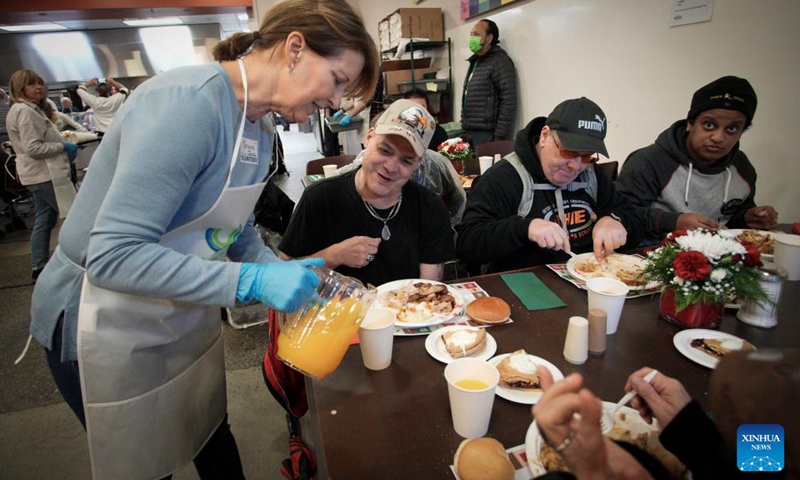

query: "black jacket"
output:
457 118 644 273
460 45 517 140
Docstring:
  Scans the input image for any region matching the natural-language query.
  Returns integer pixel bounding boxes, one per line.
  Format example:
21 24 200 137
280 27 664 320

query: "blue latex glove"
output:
338 114 352 126
236 258 324 312
63 141 78 154
332 109 345 121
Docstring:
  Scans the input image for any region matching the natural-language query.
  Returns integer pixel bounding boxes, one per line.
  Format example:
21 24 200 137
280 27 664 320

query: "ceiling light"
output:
237 13 249 21
123 17 183 27
0 23 68 32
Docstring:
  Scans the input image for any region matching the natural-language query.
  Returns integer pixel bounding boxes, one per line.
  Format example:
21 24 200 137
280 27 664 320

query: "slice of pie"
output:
690 337 755 359
496 349 541 390
442 327 486 358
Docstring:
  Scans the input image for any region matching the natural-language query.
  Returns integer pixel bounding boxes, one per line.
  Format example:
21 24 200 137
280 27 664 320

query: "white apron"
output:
77 59 267 480
45 153 76 218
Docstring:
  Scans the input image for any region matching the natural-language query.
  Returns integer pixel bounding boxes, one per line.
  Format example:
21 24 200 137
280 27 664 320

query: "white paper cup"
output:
586 277 630 334
774 233 800 281
478 156 493 174
322 164 338 178
444 358 499 438
358 308 396 370
563 316 589 364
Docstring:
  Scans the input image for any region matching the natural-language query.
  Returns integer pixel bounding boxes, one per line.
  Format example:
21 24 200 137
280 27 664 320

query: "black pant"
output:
45 316 246 479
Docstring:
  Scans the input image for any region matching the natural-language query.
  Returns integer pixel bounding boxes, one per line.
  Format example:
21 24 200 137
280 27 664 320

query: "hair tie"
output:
252 31 260 42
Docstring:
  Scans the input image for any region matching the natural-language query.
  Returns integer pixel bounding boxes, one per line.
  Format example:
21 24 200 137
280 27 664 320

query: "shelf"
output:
381 40 450 56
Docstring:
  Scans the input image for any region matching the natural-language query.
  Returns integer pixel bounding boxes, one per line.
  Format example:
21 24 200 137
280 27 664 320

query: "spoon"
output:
600 369 658 434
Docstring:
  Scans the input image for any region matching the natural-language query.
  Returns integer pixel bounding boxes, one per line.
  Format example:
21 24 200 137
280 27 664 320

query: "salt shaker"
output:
587 308 607 355
737 262 787 329
494 153 501 164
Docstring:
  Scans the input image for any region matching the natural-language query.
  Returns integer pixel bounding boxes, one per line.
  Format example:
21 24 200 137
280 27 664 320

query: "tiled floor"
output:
0 126 322 479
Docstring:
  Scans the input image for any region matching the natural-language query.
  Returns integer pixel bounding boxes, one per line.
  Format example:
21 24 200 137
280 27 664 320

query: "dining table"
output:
304 244 799 479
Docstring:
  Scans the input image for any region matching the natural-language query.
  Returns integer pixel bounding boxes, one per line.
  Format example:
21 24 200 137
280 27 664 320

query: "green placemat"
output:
501 272 566 311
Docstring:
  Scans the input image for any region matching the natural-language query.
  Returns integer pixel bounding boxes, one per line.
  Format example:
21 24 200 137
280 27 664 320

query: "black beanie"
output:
687 76 757 127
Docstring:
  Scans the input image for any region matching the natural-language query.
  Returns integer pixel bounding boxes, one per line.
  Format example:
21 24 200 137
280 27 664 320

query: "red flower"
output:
673 251 712 280
741 242 763 268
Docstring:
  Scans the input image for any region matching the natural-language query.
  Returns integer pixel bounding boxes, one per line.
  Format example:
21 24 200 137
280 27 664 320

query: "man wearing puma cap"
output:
280 99 455 285
457 97 644 273
617 75 778 241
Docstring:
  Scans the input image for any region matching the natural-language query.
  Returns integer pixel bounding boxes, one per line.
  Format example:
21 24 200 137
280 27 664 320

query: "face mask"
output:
468 35 483 53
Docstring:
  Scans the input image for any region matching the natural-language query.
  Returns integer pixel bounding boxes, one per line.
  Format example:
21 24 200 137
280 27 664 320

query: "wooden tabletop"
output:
306 260 799 479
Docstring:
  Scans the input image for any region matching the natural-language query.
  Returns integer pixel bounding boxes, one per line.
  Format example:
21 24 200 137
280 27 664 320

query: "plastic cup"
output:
358 308 396 370
322 164 338 178
444 358 499 438
585 278 630 334
478 156 493 174
563 316 589 364
774 233 800 281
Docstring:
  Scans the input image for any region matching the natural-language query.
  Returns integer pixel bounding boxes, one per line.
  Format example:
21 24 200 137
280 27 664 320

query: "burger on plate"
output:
453 437 514 480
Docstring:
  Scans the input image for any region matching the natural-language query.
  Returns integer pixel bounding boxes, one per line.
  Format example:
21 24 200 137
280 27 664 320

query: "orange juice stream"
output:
277 296 366 379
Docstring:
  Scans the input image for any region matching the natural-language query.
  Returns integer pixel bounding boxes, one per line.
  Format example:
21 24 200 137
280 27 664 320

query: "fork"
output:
600 370 658 434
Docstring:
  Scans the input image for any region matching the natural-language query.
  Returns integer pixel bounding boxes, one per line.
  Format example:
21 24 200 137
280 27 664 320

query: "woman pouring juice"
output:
27 0 378 478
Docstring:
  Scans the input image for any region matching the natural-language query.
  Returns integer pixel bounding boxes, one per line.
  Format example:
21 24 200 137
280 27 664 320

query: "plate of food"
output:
376 279 464 328
566 253 659 289
425 326 497 364
525 402 685 477
673 329 756 369
718 229 775 260
488 350 563 404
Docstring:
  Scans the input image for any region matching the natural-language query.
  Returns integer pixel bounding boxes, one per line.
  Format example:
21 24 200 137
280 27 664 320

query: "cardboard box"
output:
384 67 438 95
381 58 432 72
386 8 443 46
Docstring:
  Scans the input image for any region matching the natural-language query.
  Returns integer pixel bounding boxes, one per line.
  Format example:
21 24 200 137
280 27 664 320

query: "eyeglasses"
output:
551 134 598 164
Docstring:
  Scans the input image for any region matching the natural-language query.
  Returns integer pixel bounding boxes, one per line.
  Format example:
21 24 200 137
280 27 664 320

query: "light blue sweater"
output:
31 63 277 361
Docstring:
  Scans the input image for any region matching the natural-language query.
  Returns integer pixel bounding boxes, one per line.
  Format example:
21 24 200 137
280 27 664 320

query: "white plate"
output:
525 402 659 476
376 279 464 328
487 353 564 405
718 229 775 260
566 253 660 290
425 326 497 364
673 329 753 369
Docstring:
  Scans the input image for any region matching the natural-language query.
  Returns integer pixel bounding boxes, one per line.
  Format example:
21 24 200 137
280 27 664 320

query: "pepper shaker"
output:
587 308 607 355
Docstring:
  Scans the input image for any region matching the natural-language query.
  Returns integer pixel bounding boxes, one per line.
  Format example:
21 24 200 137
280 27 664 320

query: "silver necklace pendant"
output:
381 224 391 241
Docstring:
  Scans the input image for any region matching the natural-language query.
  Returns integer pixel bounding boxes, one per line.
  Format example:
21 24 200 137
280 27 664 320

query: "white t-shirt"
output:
76 86 129 133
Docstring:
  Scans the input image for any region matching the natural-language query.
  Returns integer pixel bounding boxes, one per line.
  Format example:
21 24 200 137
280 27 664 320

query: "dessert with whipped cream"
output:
690 337 755 359
496 349 541 389
441 327 486 358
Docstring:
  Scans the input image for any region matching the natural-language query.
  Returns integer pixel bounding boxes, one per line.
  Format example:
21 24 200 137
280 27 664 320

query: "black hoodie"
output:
616 119 757 240
457 118 645 273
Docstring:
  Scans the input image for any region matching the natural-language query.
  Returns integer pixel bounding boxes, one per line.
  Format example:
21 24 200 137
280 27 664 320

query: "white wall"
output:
358 0 800 222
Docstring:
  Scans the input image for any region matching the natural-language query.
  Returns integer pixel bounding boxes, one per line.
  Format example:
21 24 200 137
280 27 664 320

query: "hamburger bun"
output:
454 437 515 480
466 297 511 325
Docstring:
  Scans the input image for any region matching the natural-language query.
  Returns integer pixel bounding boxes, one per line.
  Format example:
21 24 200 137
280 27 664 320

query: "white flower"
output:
674 230 746 260
673 276 685 286
710 268 727 282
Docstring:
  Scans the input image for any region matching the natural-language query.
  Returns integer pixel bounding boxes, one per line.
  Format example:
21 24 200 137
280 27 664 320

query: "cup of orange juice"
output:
277 267 374 379
444 357 500 438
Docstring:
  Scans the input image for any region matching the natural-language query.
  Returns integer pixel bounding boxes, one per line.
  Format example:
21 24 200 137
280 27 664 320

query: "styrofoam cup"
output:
774 233 800 281
358 308 395 370
444 358 499 438
478 156 493 174
322 164 338 178
563 316 589 364
586 277 630 334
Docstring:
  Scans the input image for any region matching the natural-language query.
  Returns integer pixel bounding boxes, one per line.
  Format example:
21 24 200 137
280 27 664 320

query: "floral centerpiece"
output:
437 137 472 174
642 229 771 328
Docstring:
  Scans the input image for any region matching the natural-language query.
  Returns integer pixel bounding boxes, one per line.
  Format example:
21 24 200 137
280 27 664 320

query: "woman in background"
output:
6 70 78 279
29 0 378 478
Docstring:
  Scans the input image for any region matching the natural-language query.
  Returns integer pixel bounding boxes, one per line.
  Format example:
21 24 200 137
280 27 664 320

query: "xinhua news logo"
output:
737 424 784 472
